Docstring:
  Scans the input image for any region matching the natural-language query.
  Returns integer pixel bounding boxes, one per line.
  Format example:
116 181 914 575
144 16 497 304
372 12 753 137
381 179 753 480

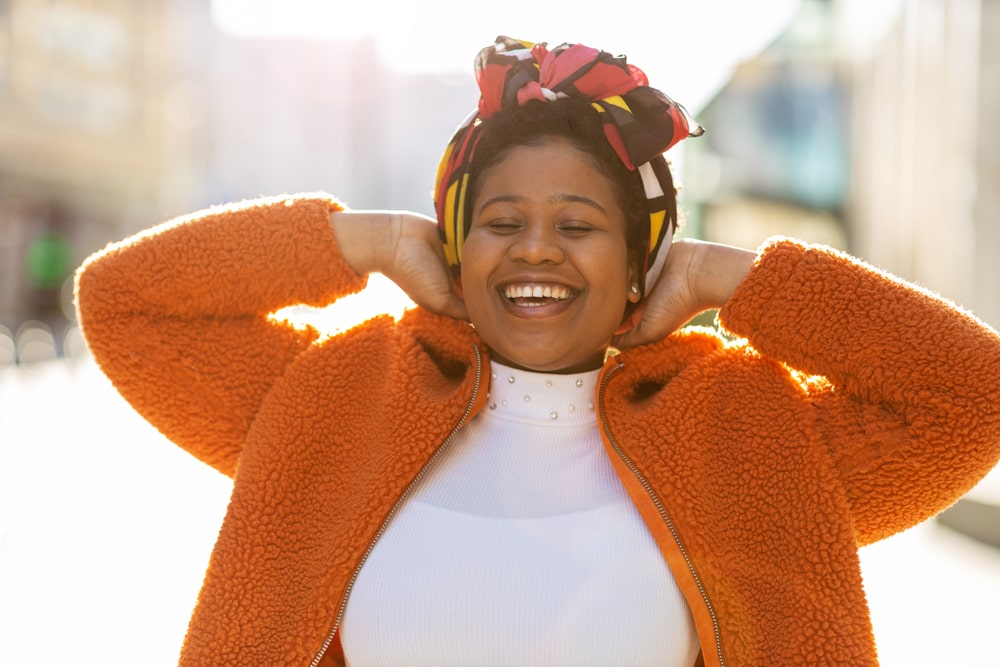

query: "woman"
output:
75 36 1000 666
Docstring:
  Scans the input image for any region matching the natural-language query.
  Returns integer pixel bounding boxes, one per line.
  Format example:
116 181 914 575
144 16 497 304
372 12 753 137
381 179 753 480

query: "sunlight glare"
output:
210 0 802 107
272 273 416 334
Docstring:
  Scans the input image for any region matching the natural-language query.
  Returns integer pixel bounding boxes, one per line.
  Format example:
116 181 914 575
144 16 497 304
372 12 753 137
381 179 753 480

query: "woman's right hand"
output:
331 210 469 321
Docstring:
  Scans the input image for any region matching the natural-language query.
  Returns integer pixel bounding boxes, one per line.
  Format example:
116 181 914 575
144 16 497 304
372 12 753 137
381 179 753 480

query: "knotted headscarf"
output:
434 35 704 293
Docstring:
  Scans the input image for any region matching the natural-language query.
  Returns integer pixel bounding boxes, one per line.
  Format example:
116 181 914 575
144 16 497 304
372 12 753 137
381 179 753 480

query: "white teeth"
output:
504 284 570 301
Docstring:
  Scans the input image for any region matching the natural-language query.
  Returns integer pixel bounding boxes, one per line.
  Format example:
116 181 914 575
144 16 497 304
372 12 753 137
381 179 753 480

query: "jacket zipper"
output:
309 345 484 667
597 360 726 667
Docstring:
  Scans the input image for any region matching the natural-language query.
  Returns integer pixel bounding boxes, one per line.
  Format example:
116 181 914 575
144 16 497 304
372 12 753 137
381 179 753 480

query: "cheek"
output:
458 243 478 287
458 234 497 284
457 249 490 314
607 243 635 288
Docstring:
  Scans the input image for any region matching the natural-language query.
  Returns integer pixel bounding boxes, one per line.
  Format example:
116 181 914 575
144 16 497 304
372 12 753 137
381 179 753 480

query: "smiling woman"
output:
74 34 1000 667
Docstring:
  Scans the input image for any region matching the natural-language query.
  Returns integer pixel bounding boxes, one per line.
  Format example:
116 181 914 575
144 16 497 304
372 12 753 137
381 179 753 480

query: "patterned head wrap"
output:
434 35 704 292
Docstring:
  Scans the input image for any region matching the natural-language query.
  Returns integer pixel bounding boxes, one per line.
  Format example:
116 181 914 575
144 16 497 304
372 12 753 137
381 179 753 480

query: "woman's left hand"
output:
612 238 755 349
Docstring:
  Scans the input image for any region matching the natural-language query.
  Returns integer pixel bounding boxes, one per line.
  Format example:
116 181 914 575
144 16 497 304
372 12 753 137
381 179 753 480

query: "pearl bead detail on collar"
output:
484 362 598 425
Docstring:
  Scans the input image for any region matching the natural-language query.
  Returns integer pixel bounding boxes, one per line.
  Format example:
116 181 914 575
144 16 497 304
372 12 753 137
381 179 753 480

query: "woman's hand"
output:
331 210 468 321
613 238 755 349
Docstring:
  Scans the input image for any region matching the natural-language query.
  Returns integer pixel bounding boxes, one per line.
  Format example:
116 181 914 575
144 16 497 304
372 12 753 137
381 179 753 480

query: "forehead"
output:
473 138 622 204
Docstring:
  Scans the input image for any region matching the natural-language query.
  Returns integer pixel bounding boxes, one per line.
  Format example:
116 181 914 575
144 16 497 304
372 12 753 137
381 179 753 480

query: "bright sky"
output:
210 0 803 110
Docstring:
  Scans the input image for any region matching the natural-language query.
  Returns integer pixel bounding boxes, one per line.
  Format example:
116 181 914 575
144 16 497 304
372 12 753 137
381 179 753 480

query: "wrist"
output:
330 210 396 276
692 241 755 310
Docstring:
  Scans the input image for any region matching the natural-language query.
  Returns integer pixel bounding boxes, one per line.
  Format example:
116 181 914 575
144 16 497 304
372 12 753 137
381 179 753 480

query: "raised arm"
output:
720 238 1000 544
75 194 368 475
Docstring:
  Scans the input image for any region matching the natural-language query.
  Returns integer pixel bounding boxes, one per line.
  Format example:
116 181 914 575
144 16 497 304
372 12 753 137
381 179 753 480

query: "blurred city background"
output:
1 0 999 664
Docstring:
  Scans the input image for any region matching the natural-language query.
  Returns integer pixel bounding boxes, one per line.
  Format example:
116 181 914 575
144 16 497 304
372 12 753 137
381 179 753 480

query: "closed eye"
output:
558 222 596 233
484 218 522 232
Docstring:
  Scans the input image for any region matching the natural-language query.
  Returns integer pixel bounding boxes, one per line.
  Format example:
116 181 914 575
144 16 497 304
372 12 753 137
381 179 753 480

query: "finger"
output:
413 289 469 322
613 307 689 349
433 292 469 321
613 304 644 337
612 323 647 350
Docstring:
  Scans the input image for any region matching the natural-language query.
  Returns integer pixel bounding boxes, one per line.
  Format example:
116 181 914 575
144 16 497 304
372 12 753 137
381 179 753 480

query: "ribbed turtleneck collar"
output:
485 361 599 426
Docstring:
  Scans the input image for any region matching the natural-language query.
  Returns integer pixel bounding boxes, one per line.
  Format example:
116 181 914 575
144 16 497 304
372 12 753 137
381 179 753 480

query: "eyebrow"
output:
476 193 609 216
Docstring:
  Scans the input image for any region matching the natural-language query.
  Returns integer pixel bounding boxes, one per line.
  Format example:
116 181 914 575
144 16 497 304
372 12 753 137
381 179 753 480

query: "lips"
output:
496 281 578 319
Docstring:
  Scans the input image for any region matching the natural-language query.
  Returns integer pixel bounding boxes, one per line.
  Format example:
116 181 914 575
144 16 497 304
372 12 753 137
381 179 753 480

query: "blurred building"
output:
684 0 999 329
843 0 999 327
198 29 475 213
0 0 190 359
0 0 476 363
682 0 850 252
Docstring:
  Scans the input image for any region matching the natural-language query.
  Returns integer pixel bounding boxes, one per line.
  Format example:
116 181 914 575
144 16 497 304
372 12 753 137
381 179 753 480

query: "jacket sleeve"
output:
74 193 369 477
719 237 1000 545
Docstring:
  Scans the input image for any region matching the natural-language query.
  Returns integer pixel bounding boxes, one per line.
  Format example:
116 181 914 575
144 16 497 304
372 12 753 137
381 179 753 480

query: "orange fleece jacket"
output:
75 194 1000 666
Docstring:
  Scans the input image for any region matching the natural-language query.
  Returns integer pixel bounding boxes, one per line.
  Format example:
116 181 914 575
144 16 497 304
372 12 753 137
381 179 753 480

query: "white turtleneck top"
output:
340 362 700 667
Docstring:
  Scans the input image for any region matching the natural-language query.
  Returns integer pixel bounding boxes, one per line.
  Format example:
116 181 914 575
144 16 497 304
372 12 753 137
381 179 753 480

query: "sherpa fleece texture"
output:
76 194 1000 666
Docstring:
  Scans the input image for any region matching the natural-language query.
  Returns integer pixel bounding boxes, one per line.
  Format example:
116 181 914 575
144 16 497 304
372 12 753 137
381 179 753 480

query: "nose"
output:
508 223 565 265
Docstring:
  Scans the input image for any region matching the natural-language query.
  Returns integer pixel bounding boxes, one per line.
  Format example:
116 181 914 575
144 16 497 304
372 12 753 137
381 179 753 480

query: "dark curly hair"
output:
466 96 677 272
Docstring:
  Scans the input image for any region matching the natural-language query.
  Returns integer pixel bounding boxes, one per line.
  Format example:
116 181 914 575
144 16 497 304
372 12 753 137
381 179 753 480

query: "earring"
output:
630 284 640 295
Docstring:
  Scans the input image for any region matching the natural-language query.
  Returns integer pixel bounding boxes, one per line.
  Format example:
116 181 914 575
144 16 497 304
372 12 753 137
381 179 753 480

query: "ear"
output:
451 274 464 300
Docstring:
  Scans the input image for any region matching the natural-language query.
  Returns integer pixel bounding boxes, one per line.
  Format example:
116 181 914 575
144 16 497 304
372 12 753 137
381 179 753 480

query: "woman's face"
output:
460 137 640 373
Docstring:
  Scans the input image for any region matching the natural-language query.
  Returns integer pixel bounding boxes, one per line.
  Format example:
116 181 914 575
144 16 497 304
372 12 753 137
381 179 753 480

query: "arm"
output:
75 194 369 476
719 238 1000 544
77 196 468 476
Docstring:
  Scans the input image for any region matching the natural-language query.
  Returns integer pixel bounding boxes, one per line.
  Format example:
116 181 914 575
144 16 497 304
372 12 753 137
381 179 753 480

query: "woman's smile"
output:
498 279 577 317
